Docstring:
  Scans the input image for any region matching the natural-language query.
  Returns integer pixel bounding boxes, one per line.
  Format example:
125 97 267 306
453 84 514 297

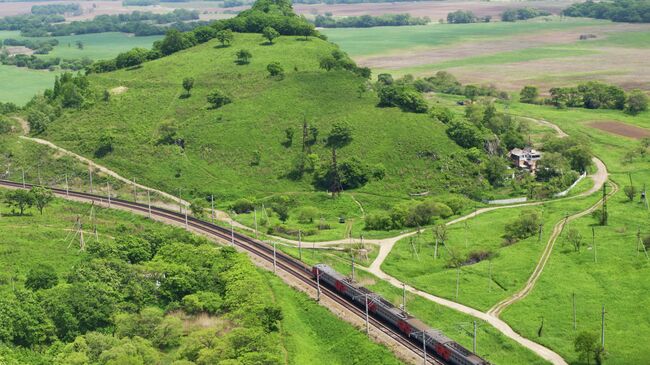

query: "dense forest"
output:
313 13 430 28
563 0 650 23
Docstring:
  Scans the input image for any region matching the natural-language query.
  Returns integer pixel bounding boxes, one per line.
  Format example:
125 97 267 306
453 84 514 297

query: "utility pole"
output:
298 230 302 261
89 167 93 193
365 295 369 335
601 305 606 348
473 320 477 353
316 268 321 301
21 168 25 188
402 283 406 311
65 174 69 196
351 255 355 282
254 208 258 238
572 292 577 330
210 195 214 224
273 241 277 274
230 221 235 246
456 266 460 299
178 188 182 213
185 207 188 229
601 183 608 226
147 190 152 218
418 331 427 365
488 260 492 293
106 182 111 208
592 227 596 263
132 177 137 202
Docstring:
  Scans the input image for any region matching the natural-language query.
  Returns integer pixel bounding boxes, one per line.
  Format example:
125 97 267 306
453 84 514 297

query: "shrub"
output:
504 210 541 244
0 117 12 134
25 264 58 290
364 212 392 231
297 206 319 224
181 291 223 315
235 49 252 65
266 62 284 78
206 89 232 109
231 198 254 214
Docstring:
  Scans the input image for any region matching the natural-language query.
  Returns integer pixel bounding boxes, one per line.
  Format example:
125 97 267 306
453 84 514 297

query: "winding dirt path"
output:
17 115 606 365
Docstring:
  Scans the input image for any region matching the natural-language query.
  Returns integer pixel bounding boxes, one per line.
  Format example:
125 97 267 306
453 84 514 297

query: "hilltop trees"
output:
262 26 280 44
236 49 252 65
182 77 195 97
625 89 649 115
216 29 234 46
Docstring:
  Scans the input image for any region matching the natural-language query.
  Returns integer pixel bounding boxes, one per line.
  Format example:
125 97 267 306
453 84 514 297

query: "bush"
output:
504 210 541 244
25 264 58 290
0 117 12 134
231 198 255 213
266 62 284 78
297 206 319 223
364 212 392 231
206 89 232 109
181 291 223 315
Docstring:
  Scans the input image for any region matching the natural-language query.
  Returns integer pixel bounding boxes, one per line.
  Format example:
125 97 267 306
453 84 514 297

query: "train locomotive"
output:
312 264 489 365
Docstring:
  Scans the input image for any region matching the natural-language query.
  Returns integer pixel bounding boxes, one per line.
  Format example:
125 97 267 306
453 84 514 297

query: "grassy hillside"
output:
0 194 405 365
41 32 474 240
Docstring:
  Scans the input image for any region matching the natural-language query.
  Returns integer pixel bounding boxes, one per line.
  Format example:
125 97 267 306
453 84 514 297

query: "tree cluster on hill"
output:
3 186 54 216
294 0 432 4
364 198 457 231
519 83 649 114
31 3 81 16
123 0 160 5
501 7 551 22
313 13 430 28
0 223 286 365
1 37 58 54
563 0 650 23
88 0 318 73
447 10 491 24
0 52 92 71
0 14 65 37
319 49 371 79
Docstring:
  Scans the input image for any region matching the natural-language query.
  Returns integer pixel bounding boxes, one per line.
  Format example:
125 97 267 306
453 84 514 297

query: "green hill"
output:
38 32 477 239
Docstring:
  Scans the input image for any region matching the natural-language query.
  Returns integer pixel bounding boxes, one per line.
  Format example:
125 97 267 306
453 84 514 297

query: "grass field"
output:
0 31 162 105
41 33 485 241
0 193 406 364
323 18 650 91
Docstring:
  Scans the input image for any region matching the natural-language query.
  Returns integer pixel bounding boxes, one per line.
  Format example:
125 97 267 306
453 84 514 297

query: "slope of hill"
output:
39 32 478 238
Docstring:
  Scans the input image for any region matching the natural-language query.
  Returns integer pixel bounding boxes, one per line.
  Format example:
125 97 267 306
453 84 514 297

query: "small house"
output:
509 147 541 172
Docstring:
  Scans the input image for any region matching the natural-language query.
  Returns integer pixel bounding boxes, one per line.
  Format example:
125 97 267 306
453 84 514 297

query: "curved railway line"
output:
0 179 444 365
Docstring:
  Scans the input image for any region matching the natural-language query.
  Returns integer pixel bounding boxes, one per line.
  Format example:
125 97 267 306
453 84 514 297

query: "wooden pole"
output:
572 292 577 330
592 227 596 263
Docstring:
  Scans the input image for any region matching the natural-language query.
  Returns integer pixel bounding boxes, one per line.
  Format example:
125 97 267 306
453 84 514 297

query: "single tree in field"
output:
624 185 637 201
4 189 35 215
574 331 602 365
76 40 84 49
433 224 448 259
319 55 338 71
216 29 234 46
624 89 648 115
235 49 252 65
565 227 583 252
262 26 280 44
182 77 195 97
190 198 207 218
266 62 284 78
206 89 232 109
30 186 54 215
520 85 539 104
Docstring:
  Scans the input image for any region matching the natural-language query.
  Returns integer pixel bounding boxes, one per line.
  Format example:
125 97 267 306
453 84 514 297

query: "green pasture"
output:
321 18 604 57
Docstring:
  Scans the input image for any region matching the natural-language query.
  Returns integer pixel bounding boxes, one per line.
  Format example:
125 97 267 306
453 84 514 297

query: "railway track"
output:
0 180 443 365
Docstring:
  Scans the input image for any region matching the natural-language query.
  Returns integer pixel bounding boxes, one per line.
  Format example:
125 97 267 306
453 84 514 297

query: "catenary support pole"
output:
211 195 214 224
132 177 137 202
254 208 258 239
316 269 321 301
473 320 477 353
601 305 606 348
147 190 152 218
365 296 369 335
422 332 427 365
107 182 111 208
402 283 406 311
230 221 234 246
65 174 69 196
298 230 302 261
351 256 355 282
273 241 277 274
89 168 93 193
22 168 25 188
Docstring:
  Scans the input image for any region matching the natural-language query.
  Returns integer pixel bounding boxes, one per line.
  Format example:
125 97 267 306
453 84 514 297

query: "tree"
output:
115 48 148 69
216 29 234 46
95 132 115 158
283 127 294 147
574 331 598 365
182 77 194 96
30 186 54 215
262 26 280 44
624 185 637 201
25 264 58 290
260 306 283 332
319 55 338 71
266 62 284 78
160 29 190 56
565 227 583 252
520 86 539 104
483 157 508 187
625 89 648 115
326 121 353 149
4 189 35 215
27 111 49 134
235 49 252 65
206 89 232 109
190 198 207 218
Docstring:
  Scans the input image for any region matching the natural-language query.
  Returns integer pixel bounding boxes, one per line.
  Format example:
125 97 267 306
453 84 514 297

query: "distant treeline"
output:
0 9 202 37
294 0 430 3
2 38 58 53
563 0 650 23
31 3 81 15
122 0 160 5
501 8 551 22
0 53 93 71
314 13 430 28
520 82 649 115
446 10 491 24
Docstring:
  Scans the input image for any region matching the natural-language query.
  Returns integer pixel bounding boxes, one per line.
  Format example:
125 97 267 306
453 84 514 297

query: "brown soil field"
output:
293 0 576 20
588 121 650 139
